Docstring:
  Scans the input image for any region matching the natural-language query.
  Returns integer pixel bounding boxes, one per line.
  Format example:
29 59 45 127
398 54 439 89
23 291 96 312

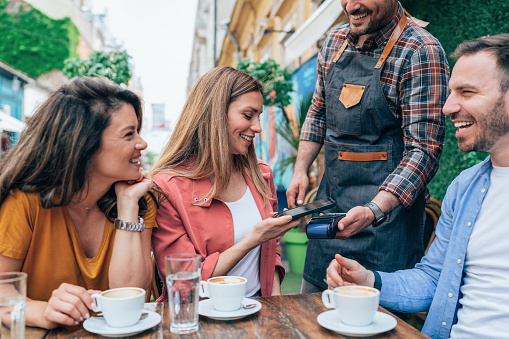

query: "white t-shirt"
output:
223 185 262 297
450 165 509 338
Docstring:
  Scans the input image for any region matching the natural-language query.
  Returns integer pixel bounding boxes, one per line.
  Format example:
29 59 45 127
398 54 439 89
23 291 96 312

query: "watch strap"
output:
364 202 387 227
113 216 145 232
371 270 383 291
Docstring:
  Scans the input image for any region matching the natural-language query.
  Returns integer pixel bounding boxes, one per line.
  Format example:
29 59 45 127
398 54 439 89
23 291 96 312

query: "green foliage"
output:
275 93 314 174
63 50 132 85
143 151 159 167
237 58 299 176
236 58 294 109
0 0 79 78
400 0 505 201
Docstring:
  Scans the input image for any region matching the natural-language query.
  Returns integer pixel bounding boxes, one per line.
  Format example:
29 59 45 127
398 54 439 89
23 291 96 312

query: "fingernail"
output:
91 302 97 310
85 313 90 319
74 320 79 325
297 200 303 204
80 317 83 322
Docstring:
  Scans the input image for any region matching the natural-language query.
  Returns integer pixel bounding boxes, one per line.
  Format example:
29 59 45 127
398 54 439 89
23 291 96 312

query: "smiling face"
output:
443 51 509 163
90 103 147 184
227 91 263 156
341 0 398 45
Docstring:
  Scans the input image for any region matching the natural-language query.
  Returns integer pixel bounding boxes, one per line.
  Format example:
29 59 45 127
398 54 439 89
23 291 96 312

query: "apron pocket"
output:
339 84 365 109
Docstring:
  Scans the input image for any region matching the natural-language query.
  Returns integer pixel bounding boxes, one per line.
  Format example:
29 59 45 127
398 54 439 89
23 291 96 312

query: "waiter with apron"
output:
287 0 449 293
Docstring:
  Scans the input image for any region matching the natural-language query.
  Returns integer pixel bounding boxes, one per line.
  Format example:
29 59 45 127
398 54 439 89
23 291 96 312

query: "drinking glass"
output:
165 254 201 334
0 272 27 339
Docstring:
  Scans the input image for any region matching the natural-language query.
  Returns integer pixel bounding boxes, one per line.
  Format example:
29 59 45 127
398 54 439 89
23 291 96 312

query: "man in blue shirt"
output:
326 33 509 339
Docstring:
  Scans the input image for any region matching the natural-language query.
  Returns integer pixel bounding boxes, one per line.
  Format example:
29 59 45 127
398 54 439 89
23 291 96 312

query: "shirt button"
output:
467 222 472 227
481 188 486 193
457 259 462 264
194 197 199 202
204 198 208 202
448 293 453 298
442 322 447 326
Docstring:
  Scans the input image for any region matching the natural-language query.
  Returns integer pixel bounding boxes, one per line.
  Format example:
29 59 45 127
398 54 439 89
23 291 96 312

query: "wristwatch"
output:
364 202 387 227
113 216 145 232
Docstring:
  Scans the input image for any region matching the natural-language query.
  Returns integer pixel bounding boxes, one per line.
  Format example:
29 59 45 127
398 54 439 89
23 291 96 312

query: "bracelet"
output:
113 216 145 232
371 270 383 291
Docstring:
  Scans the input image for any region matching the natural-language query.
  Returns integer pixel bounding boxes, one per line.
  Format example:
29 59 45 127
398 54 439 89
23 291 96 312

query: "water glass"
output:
0 272 27 339
165 254 201 334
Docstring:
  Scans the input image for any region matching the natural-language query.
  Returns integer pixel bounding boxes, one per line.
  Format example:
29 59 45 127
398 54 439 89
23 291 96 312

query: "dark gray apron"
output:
304 15 425 289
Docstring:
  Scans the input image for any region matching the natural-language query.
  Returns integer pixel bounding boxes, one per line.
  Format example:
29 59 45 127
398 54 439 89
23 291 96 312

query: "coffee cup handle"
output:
91 293 102 312
198 281 209 298
322 289 336 309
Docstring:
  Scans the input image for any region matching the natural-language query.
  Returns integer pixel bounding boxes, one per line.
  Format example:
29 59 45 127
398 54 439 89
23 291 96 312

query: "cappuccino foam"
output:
102 289 143 298
337 286 377 296
209 277 246 284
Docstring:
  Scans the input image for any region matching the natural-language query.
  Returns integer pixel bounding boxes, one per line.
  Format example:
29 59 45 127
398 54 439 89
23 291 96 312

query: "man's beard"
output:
348 2 394 38
457 96 509 153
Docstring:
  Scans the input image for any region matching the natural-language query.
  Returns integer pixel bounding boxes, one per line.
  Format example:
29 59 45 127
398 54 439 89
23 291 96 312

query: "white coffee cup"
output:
92 287 145 327
322 285 380 327
199 276 247 312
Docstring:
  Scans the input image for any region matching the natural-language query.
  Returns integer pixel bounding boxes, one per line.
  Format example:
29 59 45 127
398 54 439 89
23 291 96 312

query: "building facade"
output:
187 0 236 95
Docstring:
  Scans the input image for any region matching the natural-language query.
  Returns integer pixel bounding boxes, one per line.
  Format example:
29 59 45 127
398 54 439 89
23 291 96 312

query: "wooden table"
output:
24 293 427 338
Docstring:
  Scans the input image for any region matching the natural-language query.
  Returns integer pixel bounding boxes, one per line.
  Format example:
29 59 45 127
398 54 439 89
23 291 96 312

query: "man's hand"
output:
334 206 374 239
326 254 374 289
286 172 309 208
287 141 322 208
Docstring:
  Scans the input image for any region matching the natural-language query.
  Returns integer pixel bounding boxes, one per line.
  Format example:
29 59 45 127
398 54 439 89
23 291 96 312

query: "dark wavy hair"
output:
0 76 154 220
451 34 509 92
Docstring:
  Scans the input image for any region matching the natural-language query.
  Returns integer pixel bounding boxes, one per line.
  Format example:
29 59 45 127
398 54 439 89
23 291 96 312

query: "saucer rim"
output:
83 310 161 336
317 310 397 336
199 298 261 320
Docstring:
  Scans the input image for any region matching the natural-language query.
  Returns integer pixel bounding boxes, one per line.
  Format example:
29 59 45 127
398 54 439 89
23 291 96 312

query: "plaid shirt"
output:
301 5 449 207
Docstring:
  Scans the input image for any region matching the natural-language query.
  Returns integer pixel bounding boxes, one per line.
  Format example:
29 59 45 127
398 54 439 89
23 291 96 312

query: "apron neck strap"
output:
374 14 407 69
332 13 408 68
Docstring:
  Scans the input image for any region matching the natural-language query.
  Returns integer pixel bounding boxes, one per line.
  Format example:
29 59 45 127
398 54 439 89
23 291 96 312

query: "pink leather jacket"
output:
152 160 284 300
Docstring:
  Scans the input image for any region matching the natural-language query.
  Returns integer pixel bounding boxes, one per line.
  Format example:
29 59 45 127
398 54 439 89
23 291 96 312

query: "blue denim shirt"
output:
378 157 492 339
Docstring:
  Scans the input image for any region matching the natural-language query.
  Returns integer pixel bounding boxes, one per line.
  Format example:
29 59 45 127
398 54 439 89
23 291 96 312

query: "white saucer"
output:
83 311 161 337
317 310 397 337
199 298 262 321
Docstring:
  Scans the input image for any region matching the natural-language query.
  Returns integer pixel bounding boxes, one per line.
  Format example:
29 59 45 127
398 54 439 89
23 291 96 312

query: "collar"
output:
346 2 404 52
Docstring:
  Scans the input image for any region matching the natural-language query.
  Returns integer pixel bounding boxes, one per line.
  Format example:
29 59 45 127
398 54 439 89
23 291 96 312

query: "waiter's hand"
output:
286 171 309 208
334 205 374 239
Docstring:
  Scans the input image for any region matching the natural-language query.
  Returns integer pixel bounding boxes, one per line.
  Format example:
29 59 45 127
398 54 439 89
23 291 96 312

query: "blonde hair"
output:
151 66 271 202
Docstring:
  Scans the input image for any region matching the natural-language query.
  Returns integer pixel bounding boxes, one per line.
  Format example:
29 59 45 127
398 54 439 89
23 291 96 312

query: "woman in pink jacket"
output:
151 66 300 299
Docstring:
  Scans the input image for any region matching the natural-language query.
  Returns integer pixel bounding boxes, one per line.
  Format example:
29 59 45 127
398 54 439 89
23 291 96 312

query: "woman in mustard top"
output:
0 77 157 329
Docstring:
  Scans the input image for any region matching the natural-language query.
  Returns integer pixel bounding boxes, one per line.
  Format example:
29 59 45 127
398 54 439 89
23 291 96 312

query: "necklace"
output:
71 201 96 210
78 202 96 210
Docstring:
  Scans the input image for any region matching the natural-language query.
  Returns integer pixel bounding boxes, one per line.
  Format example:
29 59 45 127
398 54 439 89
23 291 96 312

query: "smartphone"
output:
274 197 335 220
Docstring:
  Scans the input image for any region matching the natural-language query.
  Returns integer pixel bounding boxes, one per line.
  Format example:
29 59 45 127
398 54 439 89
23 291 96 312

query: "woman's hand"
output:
115 169 152 203
247 213 301 246
40 283 101 329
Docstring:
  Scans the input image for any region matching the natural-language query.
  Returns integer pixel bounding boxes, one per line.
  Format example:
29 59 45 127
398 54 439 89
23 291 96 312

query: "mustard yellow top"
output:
0 190 157 301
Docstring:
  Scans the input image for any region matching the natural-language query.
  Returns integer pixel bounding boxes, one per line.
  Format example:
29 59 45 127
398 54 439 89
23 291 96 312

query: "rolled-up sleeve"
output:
381 43 449 207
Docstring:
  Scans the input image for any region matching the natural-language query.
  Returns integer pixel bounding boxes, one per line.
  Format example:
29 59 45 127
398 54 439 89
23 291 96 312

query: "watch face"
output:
372 215 387 227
